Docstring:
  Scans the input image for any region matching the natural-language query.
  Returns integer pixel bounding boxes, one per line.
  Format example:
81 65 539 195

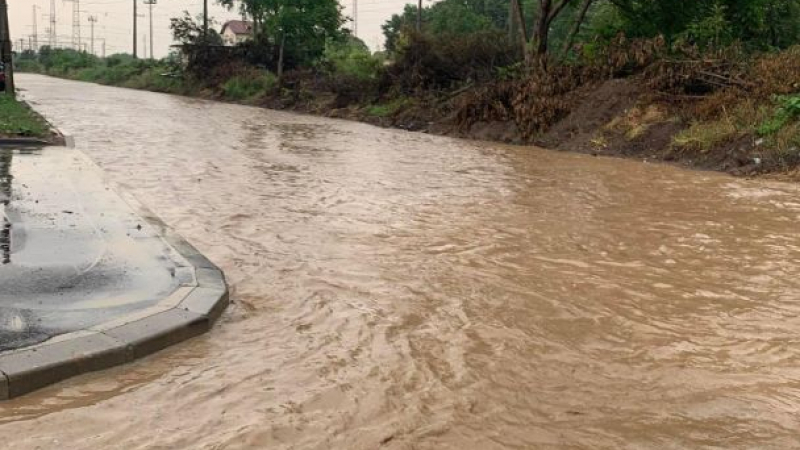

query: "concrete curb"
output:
0 143 228 400
0 137 53 147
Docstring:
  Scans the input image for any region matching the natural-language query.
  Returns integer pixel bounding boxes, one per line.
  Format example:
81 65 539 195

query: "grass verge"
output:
0 95 50 138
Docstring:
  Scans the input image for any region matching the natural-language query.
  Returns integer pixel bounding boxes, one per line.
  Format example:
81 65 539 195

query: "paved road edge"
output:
0 142 229 400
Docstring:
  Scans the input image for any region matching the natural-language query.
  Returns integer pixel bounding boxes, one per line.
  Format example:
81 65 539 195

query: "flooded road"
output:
3 74 800 449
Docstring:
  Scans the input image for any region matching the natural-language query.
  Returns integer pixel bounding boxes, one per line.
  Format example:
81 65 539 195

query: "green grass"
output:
222 71 277 101
673 119 740 152
365 97 412 117
757 94 800 136
671 96 800 169
0 95 50 138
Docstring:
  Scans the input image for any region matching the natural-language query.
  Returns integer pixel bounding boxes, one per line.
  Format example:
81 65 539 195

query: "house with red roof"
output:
221 20 254 46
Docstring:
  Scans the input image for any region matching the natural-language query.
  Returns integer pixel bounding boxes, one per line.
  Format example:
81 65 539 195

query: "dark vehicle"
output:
0 62 5 92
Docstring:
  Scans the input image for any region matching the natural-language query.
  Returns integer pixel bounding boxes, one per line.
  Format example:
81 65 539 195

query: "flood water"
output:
3 74 800 449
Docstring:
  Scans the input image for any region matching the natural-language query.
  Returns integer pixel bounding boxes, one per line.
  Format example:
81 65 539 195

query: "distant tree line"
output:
384 0 800 60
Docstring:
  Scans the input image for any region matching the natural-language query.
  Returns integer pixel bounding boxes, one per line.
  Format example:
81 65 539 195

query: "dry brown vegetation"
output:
443 38 800 175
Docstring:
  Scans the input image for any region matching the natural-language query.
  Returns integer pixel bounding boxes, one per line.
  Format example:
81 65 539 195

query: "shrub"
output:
15 59 44 73
758 95 800 136
323 37 382 82
751 46 800 98
123 66 185 94
386 30 518 92
37 48 99 74
768 121 800 167
222 70 277 101
365 97 412 117
673 119 740 152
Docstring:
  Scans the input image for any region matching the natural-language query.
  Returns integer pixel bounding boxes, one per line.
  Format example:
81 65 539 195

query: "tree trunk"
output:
532 0 552 57
561 0 593 57
768 1 779 48
0 0 15 97
508 0 515 40
277 33 285 81
511 0 528 58
526 0 573 63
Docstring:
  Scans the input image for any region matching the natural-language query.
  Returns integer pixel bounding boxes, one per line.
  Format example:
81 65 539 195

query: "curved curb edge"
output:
0 162 229 400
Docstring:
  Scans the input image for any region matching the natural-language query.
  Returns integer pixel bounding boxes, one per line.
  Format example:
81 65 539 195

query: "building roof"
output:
221 20 254 36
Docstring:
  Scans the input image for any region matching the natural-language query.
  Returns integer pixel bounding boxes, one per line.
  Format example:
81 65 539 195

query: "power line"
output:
132 0 136 58
50 0 56 47
32 5 38 50
88 14 97 55
353 0 358 37
144 0 156 60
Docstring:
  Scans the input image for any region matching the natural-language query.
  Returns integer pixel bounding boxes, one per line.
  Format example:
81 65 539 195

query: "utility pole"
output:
0 0 15 97
142 34 147 59
133 0 137 58
417 0 422 32
50 0 57 48
32 5 38 52
144 0 156 59
75 0 80 51
88 15 97 55
354 0 359 37
102 40 105 58
203 0 208 42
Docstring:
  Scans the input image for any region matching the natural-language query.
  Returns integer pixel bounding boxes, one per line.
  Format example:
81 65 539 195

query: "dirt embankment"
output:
279 77 767 178
248 61 794 179
342 76 794 179
253 44 800 180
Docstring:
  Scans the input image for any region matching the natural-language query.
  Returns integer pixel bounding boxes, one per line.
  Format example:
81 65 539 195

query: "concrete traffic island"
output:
0 144 228 400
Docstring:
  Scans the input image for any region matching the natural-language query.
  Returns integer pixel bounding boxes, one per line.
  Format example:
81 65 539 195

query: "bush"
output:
365 97 412 117
38 48 99 74
751 46 800 98
222 70 277 101
386 30 518 92
323 37 382 82
123 67 186 94
15 59 44 73
673 119 740 152
758 95 800 136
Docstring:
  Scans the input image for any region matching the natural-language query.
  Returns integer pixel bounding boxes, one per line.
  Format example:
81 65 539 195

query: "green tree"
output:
170 12 223 46
383 0 533 53
322 35 381 82
218 0 345 76
382 0 598 61
608 0 800 49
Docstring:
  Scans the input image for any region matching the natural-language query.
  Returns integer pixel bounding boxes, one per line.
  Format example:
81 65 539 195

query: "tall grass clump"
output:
222 70 277 101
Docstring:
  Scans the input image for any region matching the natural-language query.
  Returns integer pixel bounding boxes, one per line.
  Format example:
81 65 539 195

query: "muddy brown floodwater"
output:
3 74 800 449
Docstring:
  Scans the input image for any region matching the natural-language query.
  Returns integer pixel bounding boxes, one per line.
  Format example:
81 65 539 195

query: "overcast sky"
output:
8 0 424 58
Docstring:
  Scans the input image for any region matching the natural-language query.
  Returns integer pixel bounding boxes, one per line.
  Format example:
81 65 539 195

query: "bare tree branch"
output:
561 0 594 57
548 0 574 24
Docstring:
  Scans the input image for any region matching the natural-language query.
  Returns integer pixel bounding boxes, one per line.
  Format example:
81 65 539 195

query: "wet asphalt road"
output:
0 146 183 350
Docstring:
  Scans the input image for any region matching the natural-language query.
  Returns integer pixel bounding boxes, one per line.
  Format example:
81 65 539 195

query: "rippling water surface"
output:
3 74 800 449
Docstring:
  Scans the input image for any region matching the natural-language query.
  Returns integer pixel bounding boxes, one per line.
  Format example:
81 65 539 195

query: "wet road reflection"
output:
0 150 10 265
2 74 800 450
0 146 182 351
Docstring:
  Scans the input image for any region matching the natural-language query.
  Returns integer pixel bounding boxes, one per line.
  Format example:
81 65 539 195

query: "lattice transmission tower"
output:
64 0 81 50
